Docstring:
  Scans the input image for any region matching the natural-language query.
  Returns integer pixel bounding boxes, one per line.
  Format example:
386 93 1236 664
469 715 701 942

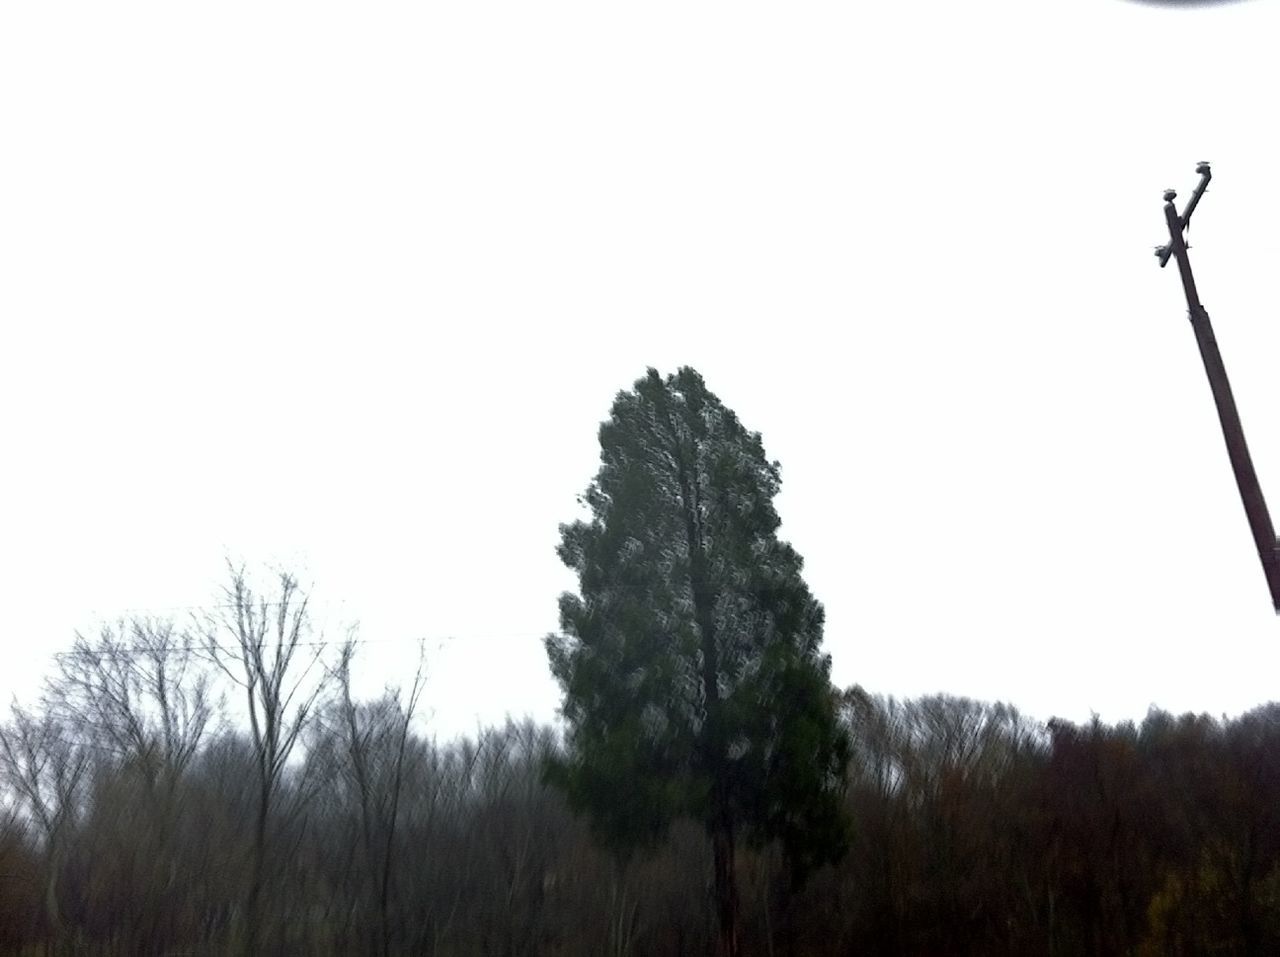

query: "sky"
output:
3 0 1280 740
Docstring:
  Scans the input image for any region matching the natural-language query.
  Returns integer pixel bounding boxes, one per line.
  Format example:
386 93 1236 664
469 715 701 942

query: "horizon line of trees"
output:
5 366 1278 957
2 572 1280 954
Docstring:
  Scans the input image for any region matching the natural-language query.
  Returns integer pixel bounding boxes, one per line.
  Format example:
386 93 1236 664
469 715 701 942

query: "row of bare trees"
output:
4 569 1280 954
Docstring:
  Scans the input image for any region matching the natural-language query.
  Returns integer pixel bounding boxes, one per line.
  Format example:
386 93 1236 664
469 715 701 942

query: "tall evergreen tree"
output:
546 367 851 956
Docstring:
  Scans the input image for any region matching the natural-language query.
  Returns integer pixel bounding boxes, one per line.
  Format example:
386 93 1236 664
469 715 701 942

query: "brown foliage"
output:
5 634 1280 955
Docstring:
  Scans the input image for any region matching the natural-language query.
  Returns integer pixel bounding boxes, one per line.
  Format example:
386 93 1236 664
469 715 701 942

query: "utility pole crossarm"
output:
1156 162 1280 613
1155 161 1212 269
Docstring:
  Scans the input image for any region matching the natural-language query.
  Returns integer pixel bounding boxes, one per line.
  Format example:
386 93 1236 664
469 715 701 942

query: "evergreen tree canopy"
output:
545 367 850 887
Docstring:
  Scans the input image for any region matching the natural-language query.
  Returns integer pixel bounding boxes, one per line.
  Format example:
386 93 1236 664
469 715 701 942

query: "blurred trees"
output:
0 704 89 945
45 617 214 953
5 665 1280 954
3 562 1280 954
200 564 335 955
325 637 426 957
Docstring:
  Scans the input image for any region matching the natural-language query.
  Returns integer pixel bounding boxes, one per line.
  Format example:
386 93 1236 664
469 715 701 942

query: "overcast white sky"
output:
3 0 1279 740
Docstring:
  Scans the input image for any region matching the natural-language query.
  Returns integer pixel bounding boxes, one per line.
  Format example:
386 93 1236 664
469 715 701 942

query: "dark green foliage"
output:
545 367 851 879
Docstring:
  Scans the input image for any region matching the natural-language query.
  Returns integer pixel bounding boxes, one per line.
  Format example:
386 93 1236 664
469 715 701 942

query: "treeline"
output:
2 587 1279 954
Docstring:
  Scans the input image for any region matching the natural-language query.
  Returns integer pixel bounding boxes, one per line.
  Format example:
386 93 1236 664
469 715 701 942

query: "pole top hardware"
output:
1155 162 1211 268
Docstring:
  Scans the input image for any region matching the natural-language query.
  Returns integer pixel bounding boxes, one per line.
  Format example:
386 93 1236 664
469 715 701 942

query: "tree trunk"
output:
678 441 742 957
710 801 741 957
674 438 742 957
43 841 61 949
1240 826 1258 957
243 780 270 957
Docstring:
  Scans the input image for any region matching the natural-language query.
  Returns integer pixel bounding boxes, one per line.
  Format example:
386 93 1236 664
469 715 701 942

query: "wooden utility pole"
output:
1156 161 1280 612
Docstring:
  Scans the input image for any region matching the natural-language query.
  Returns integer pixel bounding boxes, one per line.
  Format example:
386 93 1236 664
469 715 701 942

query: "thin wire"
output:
10 585 670 665
45 632 553 661
76 584 652 618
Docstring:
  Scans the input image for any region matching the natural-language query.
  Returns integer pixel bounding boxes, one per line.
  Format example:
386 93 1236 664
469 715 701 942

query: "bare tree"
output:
0 704 90 943
201 563 331 955
49 617 213 792
332 636 427 957
42 617 217 951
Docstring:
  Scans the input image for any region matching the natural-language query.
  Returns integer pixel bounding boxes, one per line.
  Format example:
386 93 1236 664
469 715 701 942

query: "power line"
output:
65 583 663 619
8 585 673 669
10 587 662 663
44 632 554 661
